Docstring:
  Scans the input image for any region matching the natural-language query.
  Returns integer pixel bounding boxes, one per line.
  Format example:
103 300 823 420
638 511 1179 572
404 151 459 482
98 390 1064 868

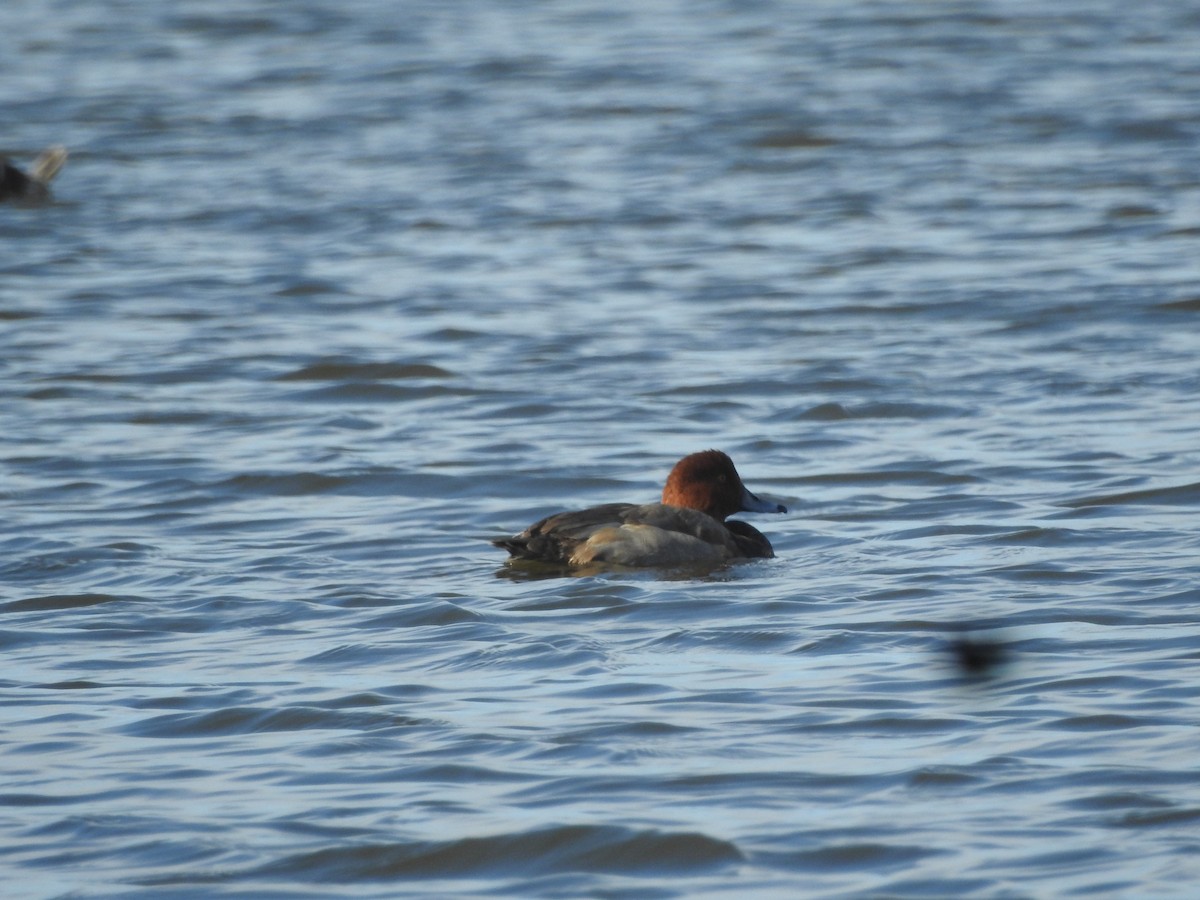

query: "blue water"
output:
4 0 1200 896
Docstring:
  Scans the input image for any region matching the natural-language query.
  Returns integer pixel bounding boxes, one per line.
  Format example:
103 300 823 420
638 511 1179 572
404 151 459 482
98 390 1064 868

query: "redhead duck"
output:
494 450 786 568
0 146 67 203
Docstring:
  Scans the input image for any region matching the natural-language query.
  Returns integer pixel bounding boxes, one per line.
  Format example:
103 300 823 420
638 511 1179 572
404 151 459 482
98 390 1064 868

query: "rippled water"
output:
4 0 1200 896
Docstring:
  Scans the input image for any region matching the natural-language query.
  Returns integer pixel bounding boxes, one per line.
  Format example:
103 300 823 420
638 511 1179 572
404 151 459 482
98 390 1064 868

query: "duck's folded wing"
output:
569 503 740 567
493 503 636 563
617 503 734 546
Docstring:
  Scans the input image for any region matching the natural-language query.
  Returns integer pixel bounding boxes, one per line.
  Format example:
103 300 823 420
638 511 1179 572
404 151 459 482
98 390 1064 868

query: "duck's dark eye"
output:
717 474 727 482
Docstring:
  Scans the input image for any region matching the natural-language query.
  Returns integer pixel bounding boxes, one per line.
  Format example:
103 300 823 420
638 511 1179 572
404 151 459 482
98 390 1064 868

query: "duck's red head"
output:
661 450 786 521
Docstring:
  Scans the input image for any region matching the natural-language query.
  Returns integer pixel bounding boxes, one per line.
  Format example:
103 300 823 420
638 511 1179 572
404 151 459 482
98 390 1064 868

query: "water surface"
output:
3 0 1200 896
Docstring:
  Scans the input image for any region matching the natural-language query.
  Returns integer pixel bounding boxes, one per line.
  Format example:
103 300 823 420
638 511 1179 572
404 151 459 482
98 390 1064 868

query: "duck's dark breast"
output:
723 520 775 558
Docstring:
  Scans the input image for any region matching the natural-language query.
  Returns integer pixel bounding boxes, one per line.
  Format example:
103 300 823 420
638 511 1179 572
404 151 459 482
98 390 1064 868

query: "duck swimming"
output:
0 146 68 203
494 450 786 568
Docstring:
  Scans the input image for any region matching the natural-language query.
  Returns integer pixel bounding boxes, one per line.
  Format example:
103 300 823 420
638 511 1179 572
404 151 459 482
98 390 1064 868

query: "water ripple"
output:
4 0 1200 897
248 825 743 882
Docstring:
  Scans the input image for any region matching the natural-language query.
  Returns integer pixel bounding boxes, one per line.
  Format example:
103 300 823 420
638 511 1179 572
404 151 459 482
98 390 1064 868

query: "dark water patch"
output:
1112 807 1200 828
767 841 939 872
169 12 293 38
907 767 982 788
788 715 972 736
1109 118 1192 143
126 688 261 712
1048 713 1172 731
552 721 700 745
985 562 1101 583
1065 791 1176 812
799 401 852 420
288 382 471 403
559 680 672 701
1106 204 1160 219
124 410 228 426
487 401 566 420
749 129 839 150
123 705 425 739
0 592 143 614
1062 480 1200 509
272 279 343 297
249 824 742 882
278 760 532 788
796 400 964 422
33 680 107 690
850 586 940 605
276 358 456 381
467 53 555 82
214 470 399 497
1154 296 1200 312
1161 225 1200 238
0 788 141 807
649 379 803 399
39 363 243 386
798 695 921 713
370 763 534 787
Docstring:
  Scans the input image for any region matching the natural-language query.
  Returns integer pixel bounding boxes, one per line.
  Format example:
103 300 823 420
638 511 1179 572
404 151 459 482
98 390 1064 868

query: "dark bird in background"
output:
1 146 68 203
950 634 1009 678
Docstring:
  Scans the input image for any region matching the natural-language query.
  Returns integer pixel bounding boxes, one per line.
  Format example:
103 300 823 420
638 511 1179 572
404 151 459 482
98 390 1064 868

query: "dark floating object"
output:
950 635 1009 677
1 145 68 203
